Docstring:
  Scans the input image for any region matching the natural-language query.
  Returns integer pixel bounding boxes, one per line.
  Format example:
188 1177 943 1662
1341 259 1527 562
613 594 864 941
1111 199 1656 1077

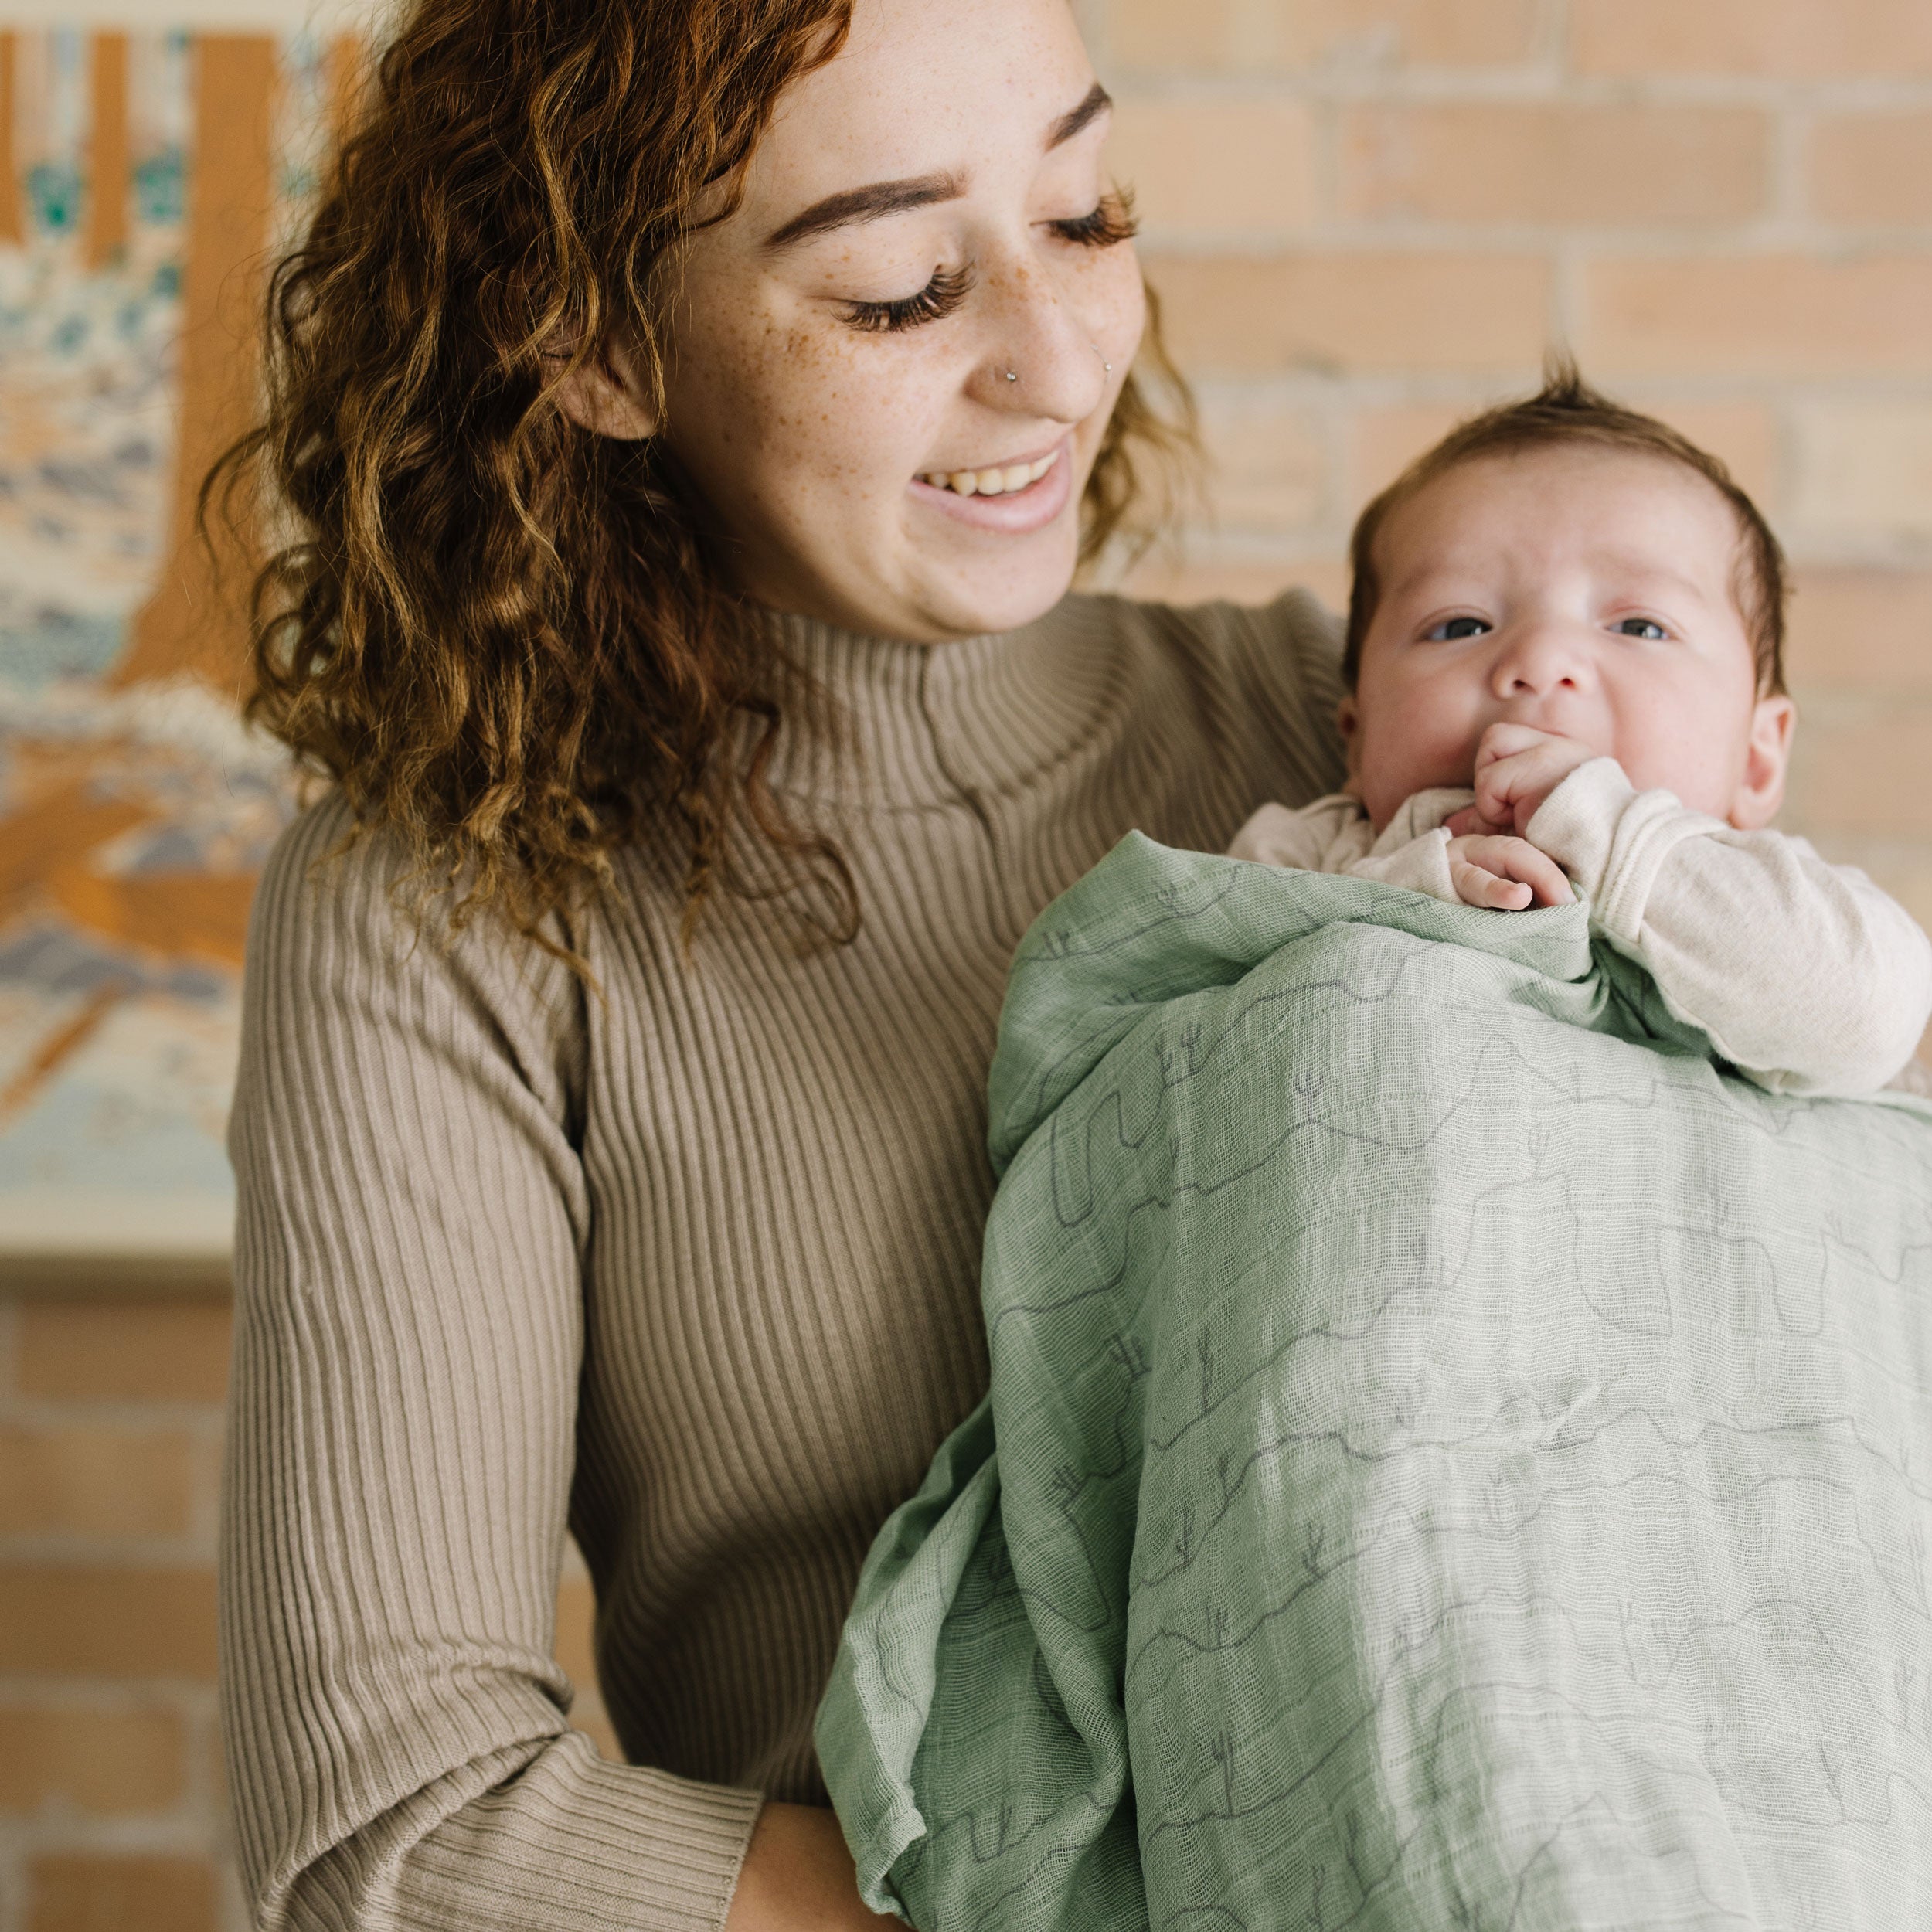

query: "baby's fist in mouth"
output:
1444 723 1599 839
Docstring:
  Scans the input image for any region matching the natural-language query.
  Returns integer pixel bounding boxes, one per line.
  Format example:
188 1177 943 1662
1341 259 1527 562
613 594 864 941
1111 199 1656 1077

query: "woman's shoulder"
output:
1046 585 1347 791
1052 584 1342 706
247 789 583 1069
252 788 434 971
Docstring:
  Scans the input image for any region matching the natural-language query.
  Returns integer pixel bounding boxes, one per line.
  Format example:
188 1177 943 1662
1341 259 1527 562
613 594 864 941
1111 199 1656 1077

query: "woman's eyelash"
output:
1051 189 1139 249
838 190 1135 335
842 264 976 335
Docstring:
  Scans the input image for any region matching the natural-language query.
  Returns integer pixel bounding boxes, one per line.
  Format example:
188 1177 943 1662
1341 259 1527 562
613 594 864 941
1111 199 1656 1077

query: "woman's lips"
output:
908 439 1074 534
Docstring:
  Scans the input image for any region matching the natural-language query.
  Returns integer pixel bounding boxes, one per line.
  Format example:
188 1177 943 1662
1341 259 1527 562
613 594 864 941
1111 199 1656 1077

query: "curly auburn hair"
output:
214 0 1195 954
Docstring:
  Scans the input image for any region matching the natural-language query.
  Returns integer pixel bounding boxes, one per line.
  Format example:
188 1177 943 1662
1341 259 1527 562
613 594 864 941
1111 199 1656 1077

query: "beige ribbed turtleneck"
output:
219 590 1345 1930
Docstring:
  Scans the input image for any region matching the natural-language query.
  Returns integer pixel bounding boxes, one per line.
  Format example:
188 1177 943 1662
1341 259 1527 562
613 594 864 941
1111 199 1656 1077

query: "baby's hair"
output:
1343 358 1787 696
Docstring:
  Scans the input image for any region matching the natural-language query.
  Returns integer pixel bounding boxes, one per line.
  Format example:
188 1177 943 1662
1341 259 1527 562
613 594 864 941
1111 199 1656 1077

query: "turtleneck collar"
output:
757 599 1124 810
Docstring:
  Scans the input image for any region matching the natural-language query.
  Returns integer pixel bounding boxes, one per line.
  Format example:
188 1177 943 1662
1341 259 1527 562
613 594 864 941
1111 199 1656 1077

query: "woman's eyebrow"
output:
764 172 962 252
1048 83 1112 151
762 84 1113 253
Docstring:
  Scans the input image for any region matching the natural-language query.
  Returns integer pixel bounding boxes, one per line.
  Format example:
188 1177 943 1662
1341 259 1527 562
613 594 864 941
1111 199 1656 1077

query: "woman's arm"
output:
723 1805 902 1931
221 798 765 1930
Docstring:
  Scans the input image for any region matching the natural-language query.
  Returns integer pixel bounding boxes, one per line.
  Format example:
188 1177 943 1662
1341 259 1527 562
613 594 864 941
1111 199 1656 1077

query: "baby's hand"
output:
1445 833 1574 911
1444 724 1597 838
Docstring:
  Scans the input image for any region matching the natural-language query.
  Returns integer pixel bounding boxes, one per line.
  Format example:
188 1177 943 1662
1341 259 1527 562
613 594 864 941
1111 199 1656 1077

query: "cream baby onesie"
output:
1229 756 1932 1098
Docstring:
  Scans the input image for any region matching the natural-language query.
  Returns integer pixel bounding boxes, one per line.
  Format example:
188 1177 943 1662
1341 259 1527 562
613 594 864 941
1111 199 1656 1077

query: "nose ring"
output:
1096 343 1114 373
1004 369 1019 383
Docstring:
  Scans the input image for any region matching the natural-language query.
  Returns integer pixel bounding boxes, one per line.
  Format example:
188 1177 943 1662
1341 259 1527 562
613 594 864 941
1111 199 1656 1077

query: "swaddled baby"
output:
1230 366 1932 1097
821 369 1932 1932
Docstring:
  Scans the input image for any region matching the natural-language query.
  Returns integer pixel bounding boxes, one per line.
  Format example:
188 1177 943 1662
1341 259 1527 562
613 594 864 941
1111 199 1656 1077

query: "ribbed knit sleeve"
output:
220 795 764 1932
219 588 1346 1932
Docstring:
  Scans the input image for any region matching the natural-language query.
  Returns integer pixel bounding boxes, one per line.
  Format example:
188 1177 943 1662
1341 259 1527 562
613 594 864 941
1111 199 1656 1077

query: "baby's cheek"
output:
1359 705 1480 811
1607 696 1742 818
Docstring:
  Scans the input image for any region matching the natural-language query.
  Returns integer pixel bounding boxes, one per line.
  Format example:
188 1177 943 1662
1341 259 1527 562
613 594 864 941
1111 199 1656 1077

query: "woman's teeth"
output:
920 451 1060 498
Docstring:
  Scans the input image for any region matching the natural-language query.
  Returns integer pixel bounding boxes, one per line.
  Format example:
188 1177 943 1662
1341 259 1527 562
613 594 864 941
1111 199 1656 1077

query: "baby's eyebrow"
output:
1590 553 1713 604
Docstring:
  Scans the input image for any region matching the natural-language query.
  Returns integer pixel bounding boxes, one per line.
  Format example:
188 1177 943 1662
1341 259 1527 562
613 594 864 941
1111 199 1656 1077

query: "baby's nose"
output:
1492 623 1589 696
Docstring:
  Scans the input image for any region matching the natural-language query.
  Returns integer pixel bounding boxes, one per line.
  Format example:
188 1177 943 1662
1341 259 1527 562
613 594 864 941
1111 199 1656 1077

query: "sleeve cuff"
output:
388 1738 766 1932
1523 757 1635 905
1348 826 1459 903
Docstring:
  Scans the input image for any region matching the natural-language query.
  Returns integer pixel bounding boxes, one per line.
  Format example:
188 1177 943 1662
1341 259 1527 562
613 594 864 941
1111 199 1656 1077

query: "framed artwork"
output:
0 26 349 1291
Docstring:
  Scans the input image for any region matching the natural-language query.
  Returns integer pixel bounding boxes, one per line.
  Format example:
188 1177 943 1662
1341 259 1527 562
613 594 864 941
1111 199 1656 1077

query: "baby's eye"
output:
1423 616 1491 641
1613 617 1668 641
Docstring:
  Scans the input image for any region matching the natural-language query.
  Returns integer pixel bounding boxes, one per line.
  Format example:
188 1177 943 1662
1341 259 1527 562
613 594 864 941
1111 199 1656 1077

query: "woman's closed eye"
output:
839 189 1136 335
842 263 976 335
1048 189 1138 250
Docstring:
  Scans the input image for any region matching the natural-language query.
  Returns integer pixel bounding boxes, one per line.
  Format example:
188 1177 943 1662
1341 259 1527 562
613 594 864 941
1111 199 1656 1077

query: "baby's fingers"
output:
1442 803 1509 838
1450 856 1533 910
1448 835 1576 910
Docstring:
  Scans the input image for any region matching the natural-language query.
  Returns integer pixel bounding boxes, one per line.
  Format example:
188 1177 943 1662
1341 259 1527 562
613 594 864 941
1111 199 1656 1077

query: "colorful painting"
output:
0 29 348 1290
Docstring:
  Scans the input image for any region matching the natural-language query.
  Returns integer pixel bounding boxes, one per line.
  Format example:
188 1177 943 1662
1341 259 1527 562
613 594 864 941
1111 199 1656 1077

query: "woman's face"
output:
655 0 1144 642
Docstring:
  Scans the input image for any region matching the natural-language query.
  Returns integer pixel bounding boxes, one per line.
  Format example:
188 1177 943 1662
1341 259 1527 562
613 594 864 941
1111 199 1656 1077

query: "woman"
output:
217 0 1343 1924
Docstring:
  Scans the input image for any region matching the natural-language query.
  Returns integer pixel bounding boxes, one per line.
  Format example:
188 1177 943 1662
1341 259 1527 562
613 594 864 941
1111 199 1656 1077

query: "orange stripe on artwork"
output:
0 777 154 928
0 981 127 1125
114 35 281 694
85 32 130 268
0 33 21 247
46 869 257 971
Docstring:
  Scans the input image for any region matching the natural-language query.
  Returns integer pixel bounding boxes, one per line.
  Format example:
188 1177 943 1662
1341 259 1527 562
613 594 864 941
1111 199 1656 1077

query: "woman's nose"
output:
969 251 1110 424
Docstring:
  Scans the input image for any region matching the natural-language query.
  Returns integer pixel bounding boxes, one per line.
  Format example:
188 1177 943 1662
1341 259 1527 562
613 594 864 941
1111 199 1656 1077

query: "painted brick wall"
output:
7 5 1932 1928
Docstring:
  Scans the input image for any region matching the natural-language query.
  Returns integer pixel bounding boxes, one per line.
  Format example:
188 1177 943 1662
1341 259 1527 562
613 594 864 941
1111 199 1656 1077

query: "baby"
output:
1230 366 1932 1098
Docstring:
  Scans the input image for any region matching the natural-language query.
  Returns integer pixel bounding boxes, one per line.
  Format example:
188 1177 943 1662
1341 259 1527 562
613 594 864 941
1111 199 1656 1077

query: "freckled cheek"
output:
1095 249 1148 359
749 330 946 499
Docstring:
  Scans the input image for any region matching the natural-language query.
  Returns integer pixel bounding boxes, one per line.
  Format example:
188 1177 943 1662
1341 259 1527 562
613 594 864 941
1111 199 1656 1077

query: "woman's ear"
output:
553 338 658 440
1729 692 1795 830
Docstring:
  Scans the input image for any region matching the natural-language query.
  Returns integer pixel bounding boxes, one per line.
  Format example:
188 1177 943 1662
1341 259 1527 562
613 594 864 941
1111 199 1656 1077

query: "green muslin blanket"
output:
816 832 1932 1932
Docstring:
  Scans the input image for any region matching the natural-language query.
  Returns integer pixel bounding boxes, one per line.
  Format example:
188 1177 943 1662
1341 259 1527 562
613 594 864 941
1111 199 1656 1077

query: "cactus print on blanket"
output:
820 835 1932 1932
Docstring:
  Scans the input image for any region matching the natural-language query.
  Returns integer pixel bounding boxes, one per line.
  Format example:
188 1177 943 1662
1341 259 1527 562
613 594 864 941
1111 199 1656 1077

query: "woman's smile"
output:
916 443 1060 498
909 437 1071 532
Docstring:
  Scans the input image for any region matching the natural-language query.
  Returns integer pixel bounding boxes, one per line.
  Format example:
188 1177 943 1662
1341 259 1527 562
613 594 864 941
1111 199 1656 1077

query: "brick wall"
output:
0 1300 615 1932
7 5 1932 1927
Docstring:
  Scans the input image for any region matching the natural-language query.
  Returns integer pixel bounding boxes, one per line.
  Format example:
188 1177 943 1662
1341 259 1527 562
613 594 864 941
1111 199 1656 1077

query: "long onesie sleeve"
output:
1227 760 1932 1097
1524 757 1932 1096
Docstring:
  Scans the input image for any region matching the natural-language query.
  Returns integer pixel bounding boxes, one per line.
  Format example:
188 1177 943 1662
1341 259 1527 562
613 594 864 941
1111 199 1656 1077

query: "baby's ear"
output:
1730 693 1795 829
1337 696 1368 792
552 337 658 441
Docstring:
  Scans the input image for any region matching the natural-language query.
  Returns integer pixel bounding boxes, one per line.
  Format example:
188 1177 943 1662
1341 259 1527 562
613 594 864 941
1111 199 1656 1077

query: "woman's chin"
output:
901 522 1083 641
755 510 1082 644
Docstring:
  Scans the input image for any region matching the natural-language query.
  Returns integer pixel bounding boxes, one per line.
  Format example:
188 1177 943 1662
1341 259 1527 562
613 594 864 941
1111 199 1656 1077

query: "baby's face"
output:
1344 445 1793 832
